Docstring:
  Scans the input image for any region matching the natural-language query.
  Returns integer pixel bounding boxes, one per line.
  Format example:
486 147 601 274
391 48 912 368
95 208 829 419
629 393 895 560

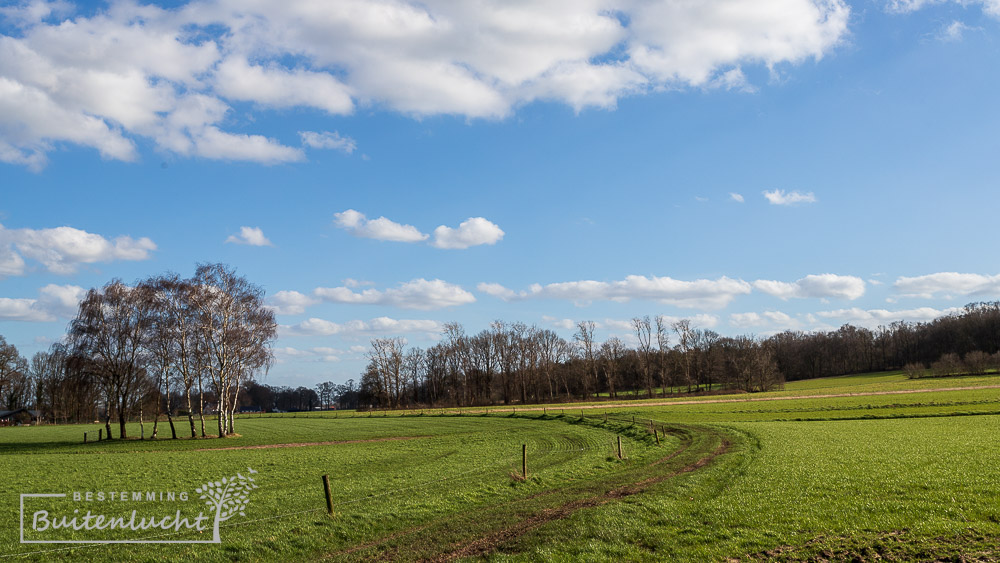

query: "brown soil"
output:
193 435 428 451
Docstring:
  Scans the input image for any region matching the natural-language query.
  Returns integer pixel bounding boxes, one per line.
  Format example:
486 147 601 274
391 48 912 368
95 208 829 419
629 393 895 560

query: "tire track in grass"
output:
428 431 729 562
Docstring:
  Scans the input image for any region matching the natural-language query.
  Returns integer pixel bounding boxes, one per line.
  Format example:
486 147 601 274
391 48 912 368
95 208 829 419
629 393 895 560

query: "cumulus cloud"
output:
478 275 752 309
285 316 443 338
815 306 962 328
299 131 356 154
333 209 428 243
274 346 345 363
431 217 505 249
729 310 799 329
893 272 1000 299
225 226 273 247
763 189 817 205
0 283 85 322
753 274 865 300
314 278 475 310
0 223 155 277
268 290 319 315
334 210 504 249
0 0 851 168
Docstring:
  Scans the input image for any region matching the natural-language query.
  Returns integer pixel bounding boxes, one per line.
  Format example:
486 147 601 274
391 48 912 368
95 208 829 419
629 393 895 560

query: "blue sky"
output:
2 0 1000 387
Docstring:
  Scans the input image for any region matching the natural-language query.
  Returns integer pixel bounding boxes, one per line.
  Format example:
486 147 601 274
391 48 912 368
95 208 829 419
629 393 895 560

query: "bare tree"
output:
599 337 625 399
574 321 598 398
672 319 695 393
633 316 654 398
0 336 28 411
192 264 276 437
68 280 156 439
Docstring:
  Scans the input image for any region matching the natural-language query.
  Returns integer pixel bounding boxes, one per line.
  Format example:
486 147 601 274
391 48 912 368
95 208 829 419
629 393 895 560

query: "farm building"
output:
0 409 42 426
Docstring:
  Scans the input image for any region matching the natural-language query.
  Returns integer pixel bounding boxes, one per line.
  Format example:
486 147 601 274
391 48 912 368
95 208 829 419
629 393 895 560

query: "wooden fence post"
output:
617 436 624 460
654 428 660 446
322 474 334 516
522 444 527 479
98 429 102 441
84 432 87 444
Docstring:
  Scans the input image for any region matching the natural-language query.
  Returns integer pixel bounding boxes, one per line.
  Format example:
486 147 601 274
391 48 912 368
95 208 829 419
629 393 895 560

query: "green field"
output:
4 371 1000 561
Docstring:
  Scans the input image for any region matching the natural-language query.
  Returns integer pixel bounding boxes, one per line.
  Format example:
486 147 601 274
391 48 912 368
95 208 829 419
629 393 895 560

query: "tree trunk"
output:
185 383 196 438
166 383 177 439
197 375 206 437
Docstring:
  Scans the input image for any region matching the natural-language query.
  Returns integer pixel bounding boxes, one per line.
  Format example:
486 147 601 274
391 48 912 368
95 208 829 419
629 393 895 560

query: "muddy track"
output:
429 429 730 562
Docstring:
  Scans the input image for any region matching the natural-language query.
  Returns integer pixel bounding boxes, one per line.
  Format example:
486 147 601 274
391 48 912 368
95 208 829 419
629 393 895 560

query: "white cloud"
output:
333 209 428 243
753 274 865 300
314 278 475 310
0 0 851 168
938 20 974 41
815 306 962 328
299 131 356 154
0 223 155 277
541 315 578 330
0 283 84 322
478 275 751 309
729 310 798 329
274 346 345 363
431 217 505 249
285 316 443 338
889 0 1000 18
597 314 720 333
225 226 273 247
729 192 745 203
763 189 817 205
268 290 319 315
893 272 1000 299
334 210 505 249
214 56 354 114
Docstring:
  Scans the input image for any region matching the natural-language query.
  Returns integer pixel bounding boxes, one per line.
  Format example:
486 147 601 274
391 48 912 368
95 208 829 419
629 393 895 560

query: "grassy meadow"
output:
3 370 1000 560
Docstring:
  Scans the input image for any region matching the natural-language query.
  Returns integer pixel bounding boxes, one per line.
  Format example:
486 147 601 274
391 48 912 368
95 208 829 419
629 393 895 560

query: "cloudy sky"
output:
2 0 999 387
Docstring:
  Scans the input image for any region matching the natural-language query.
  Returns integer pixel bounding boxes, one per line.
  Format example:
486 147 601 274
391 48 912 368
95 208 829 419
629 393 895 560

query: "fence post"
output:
631 415 635 425
522 444 527 479
98 429 103 441
84 432 87 444
654 428 660 446
617 436 624 460
322 475 334 517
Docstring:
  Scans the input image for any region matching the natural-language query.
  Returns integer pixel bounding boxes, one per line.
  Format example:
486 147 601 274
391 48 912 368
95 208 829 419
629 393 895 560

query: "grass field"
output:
3 370 1000 561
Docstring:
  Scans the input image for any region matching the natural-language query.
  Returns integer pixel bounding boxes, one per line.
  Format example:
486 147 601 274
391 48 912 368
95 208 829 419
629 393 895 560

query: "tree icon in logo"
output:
195 467 259 542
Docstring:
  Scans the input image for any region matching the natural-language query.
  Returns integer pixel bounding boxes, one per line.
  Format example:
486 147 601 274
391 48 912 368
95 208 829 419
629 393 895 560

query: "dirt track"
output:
429 430 730 562
451 384 1000 415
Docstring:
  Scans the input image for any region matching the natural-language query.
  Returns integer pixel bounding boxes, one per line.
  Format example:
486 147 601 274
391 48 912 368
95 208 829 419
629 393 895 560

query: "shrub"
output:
903 362 926 379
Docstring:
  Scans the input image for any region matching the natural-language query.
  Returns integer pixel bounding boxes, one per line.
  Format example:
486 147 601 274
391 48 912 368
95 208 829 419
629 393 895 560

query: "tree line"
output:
4 296 1000 418
0 264 276 438
350 302 1000 409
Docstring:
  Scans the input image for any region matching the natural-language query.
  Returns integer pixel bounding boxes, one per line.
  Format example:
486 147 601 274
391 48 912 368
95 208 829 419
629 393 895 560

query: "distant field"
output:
4 370 1000 561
